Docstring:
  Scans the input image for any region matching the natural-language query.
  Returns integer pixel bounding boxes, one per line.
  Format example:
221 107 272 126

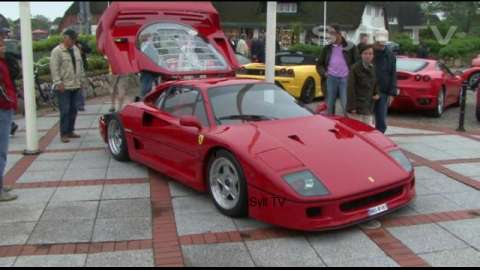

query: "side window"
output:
155 89 168 109
162 87 209 127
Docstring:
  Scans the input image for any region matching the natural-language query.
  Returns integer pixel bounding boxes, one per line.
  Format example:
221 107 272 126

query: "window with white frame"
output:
277 2 297 13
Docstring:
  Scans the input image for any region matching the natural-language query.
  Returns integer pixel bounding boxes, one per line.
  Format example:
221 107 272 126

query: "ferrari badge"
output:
198 134 205 145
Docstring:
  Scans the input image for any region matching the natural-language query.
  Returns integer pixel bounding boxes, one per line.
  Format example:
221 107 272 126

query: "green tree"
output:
422 2 480 34
31 14 51 31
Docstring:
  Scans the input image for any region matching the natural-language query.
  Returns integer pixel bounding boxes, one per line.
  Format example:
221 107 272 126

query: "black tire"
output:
300 78 316 104
207 149 248 217
431 88 445 118
469 72 480 88
107 114 130 161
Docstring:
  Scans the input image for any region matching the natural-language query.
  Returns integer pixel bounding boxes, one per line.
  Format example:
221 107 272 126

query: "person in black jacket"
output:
372 30 397 133
250 33 266 63
316 24 359 115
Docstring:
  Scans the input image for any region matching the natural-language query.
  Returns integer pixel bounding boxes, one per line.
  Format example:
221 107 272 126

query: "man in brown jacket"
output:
50 29 85 143
346 44 379 126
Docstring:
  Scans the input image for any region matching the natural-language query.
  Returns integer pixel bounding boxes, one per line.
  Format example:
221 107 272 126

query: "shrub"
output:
32 35 62 52
34 56 51 76
87 55 109 70
288 44 323 56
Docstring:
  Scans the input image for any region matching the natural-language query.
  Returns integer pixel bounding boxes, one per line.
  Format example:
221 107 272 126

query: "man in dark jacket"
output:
316 24 359 115
416 41 429 59
250 33 266 63
373 30 397 133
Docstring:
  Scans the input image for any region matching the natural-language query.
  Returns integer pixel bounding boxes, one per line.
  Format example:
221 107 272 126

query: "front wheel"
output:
207 150 248 217
107 114 130 161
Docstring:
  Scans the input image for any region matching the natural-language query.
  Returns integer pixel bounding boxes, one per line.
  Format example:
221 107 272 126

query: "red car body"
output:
462 55 480 121
477 87 480 121
391 58 462 117
97 2 415 231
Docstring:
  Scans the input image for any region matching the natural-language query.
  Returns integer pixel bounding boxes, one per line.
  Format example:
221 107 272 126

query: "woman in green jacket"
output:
346 44 379 126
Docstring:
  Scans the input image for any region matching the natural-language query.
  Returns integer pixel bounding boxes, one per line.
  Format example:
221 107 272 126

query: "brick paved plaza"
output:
0 97 479 267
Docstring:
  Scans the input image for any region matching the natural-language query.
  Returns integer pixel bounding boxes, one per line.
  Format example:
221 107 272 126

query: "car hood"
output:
240 116 409 198
96 1 239 77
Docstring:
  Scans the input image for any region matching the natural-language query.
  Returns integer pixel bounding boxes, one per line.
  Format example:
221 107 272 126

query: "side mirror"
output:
179 115 202 130
315 102 328 114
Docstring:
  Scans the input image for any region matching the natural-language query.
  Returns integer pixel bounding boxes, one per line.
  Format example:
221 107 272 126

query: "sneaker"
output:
10 122 18 136
68 133 81 139
0 191 17 202
78 107 85 112
2 186 12 192
61 136 70 143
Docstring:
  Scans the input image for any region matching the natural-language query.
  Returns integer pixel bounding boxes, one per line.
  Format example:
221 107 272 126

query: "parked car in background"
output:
4 39 20 56
477 85 480 122
462 54 480 88
236 51 324 103
391 57 462 117
97 1 415 231
469 73 480 122
386 41 400 55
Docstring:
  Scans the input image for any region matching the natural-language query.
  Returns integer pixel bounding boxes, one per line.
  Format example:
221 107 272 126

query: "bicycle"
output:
34 63 58 111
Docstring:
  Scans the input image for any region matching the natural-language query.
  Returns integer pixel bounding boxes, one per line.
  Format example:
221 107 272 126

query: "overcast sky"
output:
1 2 73 20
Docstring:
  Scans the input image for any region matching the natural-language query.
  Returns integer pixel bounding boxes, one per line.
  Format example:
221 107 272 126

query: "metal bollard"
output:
456 80 469 132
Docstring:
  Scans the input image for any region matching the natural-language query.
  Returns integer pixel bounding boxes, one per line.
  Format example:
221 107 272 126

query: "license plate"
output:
368 203 388 216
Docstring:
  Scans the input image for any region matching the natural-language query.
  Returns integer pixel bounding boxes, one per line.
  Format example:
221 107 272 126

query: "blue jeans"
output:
326 75 348 115
374 93 389 133
77 88 86 109
140 72 158 98
0 109 13 192
57 89 81 136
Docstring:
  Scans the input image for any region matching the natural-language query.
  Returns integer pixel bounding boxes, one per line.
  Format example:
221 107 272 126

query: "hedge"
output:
288 44 323 57
33 34 99 56
392 32 480 62
33 55 108 77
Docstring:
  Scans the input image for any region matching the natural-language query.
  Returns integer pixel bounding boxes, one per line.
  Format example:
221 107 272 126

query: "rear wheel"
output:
300 78 316 104
207 150 248 217
431 89 445 118
107 114 130 161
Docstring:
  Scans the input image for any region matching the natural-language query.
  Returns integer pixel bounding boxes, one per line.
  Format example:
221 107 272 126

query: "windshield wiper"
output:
217 114 277 122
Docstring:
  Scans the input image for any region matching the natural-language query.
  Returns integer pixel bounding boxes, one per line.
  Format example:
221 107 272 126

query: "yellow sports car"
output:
236 52 324 103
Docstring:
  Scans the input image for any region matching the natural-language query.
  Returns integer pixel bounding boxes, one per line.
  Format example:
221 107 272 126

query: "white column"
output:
19 2 39 154
265 1 277 83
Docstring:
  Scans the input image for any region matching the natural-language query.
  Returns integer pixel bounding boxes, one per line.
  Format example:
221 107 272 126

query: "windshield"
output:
208 83 313 125
137 22 229 72
397 59 428 72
